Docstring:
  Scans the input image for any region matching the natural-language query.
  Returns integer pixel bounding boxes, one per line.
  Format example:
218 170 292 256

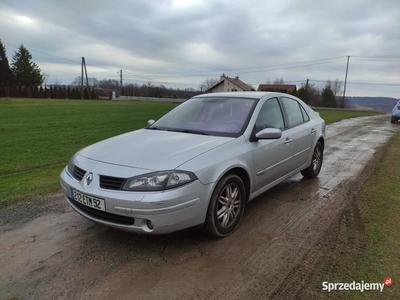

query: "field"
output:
0 98 383 208
0 98 177 208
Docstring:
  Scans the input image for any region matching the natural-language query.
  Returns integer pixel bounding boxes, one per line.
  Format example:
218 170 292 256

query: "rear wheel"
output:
203 174 246 237
301 142 323 178
391 116 396 123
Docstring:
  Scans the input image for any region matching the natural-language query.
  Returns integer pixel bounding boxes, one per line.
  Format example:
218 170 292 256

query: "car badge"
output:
86 173 93 185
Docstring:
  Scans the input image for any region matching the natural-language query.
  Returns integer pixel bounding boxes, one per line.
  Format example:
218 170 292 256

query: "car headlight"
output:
67 154 76 175
122 171 197 191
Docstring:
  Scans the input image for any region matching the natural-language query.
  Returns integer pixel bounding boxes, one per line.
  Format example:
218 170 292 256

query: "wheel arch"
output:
317 136 325 151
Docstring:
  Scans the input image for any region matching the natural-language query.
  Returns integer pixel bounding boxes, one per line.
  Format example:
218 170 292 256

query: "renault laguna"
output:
60 92 325 237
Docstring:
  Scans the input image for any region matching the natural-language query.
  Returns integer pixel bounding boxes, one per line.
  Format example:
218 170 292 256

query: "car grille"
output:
68 196 135 226
72 166 86 181
99 175 126 190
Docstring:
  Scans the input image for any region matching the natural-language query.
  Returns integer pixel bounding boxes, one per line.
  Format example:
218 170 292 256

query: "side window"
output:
255 98 284 132
281 97 306 127
300 104 310 122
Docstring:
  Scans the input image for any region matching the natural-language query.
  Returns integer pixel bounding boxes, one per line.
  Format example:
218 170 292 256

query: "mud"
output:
0 114 397 300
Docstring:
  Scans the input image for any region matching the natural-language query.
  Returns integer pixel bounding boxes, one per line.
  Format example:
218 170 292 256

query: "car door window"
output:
281 97 306 127
300 104 310 122
255 98 284 132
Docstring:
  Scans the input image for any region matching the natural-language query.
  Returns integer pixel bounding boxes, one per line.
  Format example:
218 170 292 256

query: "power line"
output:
309 79 400 86
3 40 80 64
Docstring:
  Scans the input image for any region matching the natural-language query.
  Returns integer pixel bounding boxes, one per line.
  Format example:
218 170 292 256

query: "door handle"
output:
284 137 292 144
310 128 316 134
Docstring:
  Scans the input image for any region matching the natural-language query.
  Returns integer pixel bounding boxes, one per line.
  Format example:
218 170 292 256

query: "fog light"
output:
147 220 154 230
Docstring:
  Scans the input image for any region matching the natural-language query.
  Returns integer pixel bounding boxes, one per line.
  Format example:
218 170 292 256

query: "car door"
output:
249 97 293 192
280 97 315 169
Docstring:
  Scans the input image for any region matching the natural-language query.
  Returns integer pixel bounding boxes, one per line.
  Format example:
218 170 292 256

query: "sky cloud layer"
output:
1 0 399 97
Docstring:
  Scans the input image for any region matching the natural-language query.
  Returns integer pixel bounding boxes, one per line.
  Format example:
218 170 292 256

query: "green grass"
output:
293 130 400 299
315 108 384 124
0 99 383 208
0 98 177 208
348 131 400 299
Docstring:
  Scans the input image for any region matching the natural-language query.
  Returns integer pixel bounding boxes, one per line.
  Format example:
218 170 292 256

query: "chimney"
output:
235 76 239 80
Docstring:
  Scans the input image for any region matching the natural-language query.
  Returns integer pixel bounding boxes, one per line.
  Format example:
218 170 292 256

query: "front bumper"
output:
60 167 214 234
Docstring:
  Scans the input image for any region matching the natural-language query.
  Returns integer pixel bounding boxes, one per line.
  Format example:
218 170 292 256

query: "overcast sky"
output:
1 0 399 97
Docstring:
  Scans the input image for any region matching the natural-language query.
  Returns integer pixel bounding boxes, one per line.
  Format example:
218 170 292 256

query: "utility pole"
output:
81 57 84 99
343 56 350 104
305 78 309 104
119 70 123 87
83 57 91 99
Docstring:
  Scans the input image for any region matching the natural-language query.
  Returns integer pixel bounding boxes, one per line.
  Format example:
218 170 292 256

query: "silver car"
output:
60 92 325 237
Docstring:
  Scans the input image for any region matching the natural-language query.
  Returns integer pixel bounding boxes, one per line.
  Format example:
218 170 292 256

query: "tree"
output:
70 76 99 87
297 81 320 106
327 78 347 108
42 72 51 85
52 77 63 87
11 44 43 86
0 40 13 85
273 78 285 84
321 82 337 108
199 78 219 92
98 78 120 89
329 78 343 97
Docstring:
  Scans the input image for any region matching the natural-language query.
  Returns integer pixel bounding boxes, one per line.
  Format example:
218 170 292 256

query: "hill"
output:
346 96 399 112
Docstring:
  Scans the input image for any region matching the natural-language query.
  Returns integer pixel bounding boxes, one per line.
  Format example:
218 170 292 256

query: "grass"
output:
0 98 177 208
294 130 400 299
314 108 384 124
0 99 383 208
348 131 400 299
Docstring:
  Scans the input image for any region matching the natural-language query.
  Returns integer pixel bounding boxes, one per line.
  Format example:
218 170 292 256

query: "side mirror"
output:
255 128 282 140
147 119 155 126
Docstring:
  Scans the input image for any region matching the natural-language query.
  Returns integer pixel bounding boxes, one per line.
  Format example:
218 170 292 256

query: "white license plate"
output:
71 189 105 211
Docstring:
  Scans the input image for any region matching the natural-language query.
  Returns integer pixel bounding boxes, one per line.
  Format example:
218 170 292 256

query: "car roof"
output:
193 91 293 100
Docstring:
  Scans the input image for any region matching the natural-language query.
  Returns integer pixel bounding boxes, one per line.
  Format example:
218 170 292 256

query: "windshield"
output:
149 97 256 137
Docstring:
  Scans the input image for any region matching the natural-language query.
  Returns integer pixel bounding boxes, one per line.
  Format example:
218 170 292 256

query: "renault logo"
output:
86 173 93 185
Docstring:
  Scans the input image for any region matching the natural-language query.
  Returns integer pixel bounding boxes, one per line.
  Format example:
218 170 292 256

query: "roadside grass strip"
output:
291 129 400 299
348 129 400 299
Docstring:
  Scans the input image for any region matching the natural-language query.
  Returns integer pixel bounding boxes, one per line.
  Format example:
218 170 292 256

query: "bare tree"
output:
42 72 50 85
52 77 63 87
70 76 99 87
98 78 120 89
273 78 285 84
298 81 321 106
327 78 343 97
199 78 219 92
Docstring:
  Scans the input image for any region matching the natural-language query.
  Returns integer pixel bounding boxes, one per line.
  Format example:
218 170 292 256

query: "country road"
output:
0 114 397 300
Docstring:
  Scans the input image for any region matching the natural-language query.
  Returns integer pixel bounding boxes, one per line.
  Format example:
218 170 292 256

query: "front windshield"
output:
149 97 256 137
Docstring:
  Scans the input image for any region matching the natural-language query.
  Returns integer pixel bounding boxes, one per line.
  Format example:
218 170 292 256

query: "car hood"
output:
78 129 233 170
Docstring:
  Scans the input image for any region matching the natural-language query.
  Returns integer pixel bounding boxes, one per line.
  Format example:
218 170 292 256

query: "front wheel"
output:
391 116 396 124
301 142 323 178
203 174 246 237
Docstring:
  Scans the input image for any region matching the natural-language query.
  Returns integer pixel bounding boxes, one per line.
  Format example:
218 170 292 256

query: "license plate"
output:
71 189 105 211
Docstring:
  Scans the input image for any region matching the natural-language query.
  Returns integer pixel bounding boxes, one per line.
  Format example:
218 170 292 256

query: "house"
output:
257 84 297 94
207 74 253 93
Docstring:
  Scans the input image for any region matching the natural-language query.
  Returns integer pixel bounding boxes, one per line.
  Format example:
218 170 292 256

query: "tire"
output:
391 116 396 124
203 174 246 237
301 142 323 178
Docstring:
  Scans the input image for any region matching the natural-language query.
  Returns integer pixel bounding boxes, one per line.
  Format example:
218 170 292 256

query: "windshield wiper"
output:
167 129 209 135
147 126 163 130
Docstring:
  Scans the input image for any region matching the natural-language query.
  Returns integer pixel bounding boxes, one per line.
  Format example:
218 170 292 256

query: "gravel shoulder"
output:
0 114 397 300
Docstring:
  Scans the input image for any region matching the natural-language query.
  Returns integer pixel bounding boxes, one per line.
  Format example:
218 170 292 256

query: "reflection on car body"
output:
60 92 325 237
